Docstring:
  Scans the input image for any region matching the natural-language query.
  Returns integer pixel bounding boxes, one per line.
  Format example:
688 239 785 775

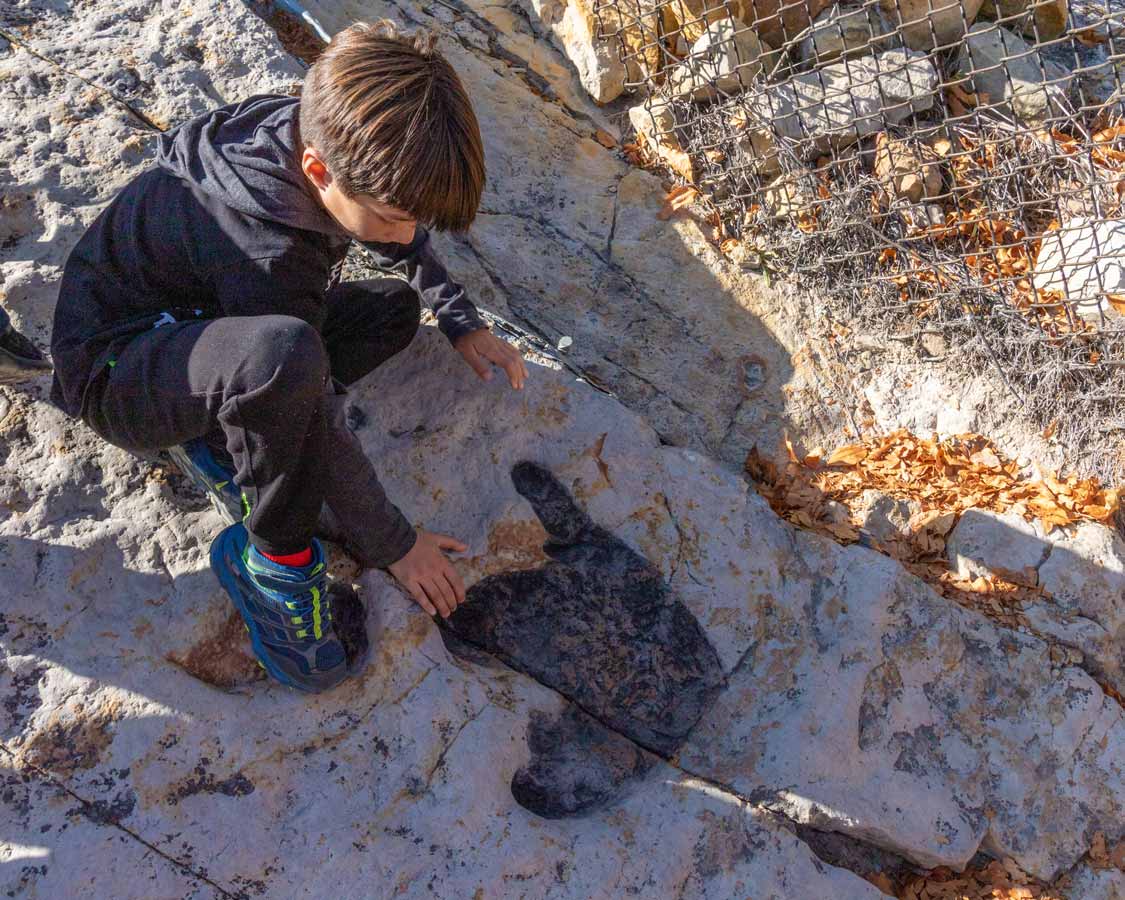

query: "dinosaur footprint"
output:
446 462 725 817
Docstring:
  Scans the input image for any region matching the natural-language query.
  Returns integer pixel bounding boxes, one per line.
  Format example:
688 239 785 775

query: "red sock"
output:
261 547 313 567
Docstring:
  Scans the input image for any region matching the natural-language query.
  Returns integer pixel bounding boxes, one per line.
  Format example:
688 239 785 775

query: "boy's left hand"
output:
454 328 527 390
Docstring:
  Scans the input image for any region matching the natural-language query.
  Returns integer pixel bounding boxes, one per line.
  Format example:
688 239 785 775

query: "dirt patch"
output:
166 609 264 690
18 699 119 776
463 517 551 579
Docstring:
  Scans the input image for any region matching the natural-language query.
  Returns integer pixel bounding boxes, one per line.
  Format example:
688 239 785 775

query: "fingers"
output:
502 355 526 390
434 533 468 553
446 566 466 606
391 532 468 619
423 575 456 619
406 580 438 617
462 344 493 382
479 338 528 390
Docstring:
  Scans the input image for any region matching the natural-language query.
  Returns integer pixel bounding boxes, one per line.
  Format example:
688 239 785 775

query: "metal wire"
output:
595 0 1125 480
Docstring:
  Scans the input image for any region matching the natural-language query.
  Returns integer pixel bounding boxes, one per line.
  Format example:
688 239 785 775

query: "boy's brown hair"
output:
298 20 486 232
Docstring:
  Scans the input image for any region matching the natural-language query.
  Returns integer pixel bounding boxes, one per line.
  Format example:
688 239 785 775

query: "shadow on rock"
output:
443 461 725 817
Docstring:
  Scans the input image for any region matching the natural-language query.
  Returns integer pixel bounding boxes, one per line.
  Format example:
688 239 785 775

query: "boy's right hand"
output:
387 529 468 619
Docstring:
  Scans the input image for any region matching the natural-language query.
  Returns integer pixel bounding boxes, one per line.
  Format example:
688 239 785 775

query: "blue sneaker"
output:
209 524 362 693
167 437 243 525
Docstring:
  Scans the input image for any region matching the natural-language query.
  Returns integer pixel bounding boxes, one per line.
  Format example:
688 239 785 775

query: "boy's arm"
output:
359 227 487 342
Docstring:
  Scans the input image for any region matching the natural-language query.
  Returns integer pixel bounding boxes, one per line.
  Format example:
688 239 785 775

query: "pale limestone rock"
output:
1033 218 1125 323
800 3 900 63
854 488 923 544
1028 521 1125 694
874 133 943 203
522 0 629 102
2 0 1122 891
678 536 1124 878
764 169 819 218
880 0 985 50
946 508 1052 586
668 18 764 100
955 23 1072 122
628 96 675 139
1063 862 1125 900
738 49 939 172
979 0 1070 41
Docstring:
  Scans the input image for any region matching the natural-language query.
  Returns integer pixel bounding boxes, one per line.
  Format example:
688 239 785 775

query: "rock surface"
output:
880 0 985 50
739 49 939 172
515 0 631 103
1065 862 1125 899
302 0 837 477
799 3 900 63
1030 521 1125 695
854 488 923 545
979 0 1070 41
1033 217 1125 322
947 508 1053 587
668 18 764 100
946 510 1125 696
2 0 1124 895
955 23 1071 122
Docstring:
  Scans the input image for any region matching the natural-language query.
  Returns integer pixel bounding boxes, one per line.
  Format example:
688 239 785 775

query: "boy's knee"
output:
248 316 328 395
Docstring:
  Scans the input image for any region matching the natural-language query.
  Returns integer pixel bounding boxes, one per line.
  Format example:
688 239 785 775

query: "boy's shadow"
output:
443 461 726 818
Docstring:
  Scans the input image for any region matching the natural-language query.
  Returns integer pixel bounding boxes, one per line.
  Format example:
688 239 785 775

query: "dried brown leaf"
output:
656 185 700 221
827 444 869 466
592 129 617 149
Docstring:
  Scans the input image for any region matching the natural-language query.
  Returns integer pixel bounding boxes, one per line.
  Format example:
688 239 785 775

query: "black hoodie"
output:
49 93 486 417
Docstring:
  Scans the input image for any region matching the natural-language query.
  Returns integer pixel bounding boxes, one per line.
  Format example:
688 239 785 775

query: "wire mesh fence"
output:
594 0 1125 479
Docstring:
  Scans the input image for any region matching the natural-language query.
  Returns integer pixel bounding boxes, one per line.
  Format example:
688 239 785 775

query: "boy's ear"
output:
301 146 332 192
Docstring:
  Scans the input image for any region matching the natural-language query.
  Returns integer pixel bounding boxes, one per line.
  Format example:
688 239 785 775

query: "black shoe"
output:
0 325 52 384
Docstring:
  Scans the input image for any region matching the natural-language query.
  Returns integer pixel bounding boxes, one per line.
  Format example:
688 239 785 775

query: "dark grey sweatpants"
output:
82 278 421 568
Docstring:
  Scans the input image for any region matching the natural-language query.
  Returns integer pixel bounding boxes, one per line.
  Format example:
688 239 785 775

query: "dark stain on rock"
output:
858 661 904 751
167 763 255 806
2 662 47 731
81 788 137 825
794 823 914 884
890 724 945 777
512 705 653 818
444 462 725 816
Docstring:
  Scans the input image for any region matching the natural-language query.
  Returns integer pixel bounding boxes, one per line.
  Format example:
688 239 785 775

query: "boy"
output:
49 21 528 692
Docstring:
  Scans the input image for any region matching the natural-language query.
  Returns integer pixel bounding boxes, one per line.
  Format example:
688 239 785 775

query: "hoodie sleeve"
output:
359 227 487 342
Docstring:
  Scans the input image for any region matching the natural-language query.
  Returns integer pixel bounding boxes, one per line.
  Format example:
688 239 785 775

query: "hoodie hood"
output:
155 94 345 237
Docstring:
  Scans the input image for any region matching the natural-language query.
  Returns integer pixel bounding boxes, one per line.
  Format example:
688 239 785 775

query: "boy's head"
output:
298 20 485 243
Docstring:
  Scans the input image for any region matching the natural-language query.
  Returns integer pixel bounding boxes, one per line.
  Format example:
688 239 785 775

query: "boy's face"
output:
301 147 418 245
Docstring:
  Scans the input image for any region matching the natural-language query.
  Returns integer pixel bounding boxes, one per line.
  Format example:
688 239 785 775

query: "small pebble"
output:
557 336 573 352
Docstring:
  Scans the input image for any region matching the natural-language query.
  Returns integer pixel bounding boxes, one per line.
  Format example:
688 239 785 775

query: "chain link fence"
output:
594 0 1125 479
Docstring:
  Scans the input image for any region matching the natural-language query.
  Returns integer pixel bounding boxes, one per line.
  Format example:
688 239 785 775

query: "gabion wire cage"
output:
594 0 1125 478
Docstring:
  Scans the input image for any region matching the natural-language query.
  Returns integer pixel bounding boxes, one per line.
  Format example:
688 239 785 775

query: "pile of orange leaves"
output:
746 429 1119 627
871 833 1125 900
